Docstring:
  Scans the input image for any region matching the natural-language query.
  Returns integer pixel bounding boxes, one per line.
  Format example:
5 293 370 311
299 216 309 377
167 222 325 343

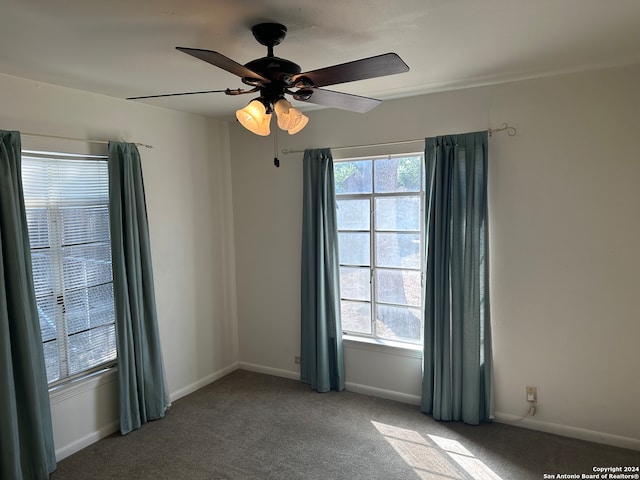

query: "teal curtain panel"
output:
300 148 345 393
0 130 57 479
108 142 168 435
421 131 493 425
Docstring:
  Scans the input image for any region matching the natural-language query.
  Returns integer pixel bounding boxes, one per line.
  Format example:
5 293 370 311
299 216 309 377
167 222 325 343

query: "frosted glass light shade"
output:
236 100 271 136
274 98 309 134
286 109 308 134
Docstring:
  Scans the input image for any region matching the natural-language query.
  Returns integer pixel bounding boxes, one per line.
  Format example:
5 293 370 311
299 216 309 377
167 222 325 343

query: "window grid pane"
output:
338 232 371 266
337 198 370 230
22 152 117 384
375 196 421 231
375 269 421 307
375 305 422 342
340 300 372 335
375 232 421 269
340 267 371 301
334 160 372 194
374 156 422 193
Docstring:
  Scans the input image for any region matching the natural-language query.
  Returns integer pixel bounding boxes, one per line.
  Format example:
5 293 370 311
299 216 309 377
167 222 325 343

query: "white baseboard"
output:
169 361 240 402
56 420 120 461
237 361 300 380
494 412 640 451
345 381 421 406
237 365 639 451
54 362 240 461
235 362 422 406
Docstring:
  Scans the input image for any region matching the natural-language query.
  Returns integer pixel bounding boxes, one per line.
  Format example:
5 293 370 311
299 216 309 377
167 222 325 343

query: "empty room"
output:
1 1 639 479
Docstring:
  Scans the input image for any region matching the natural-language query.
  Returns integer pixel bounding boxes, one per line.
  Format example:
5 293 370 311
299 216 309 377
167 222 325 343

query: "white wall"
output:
229 64 640 449
0 72 239 459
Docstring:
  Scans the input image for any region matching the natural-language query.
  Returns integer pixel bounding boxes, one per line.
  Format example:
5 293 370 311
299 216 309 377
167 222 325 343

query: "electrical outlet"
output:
294 356 301 365
526 386 537 403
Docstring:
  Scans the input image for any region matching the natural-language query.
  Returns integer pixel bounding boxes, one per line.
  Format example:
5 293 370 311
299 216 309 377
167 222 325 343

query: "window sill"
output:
49 366 118 405
343 334 423 359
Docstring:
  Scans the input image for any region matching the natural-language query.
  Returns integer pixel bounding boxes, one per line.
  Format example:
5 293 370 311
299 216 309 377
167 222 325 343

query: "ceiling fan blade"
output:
176 47 270 83
293 88 382 113
127 89 228 100
292 52 409 88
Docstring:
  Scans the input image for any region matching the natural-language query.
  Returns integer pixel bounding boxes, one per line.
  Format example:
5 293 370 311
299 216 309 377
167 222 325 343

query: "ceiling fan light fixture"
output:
236 99 271 136
274 98 309 134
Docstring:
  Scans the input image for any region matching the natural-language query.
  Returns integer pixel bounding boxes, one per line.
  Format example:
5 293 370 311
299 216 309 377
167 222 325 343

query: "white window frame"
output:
22 149 117 387
335 152 425 347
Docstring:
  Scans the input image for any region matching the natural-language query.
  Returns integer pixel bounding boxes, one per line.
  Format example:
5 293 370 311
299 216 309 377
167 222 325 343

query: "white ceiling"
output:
2 0 640 120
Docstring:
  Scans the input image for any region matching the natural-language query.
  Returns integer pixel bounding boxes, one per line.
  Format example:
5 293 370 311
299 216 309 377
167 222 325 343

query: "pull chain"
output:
273 129 280 167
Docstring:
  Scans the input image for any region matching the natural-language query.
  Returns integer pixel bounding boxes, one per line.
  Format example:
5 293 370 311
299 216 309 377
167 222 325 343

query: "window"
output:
335 153 424 345
22 150 117 385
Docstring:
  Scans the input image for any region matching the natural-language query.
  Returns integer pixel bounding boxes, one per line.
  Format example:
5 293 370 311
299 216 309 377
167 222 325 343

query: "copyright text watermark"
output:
542 466 640 479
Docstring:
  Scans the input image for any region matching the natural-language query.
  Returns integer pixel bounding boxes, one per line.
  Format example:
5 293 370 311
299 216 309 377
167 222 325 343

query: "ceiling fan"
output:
128 23 409 136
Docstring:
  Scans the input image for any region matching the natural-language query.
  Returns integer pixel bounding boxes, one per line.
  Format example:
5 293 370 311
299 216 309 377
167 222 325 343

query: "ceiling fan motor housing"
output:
242 56 303 107
243 57 301 84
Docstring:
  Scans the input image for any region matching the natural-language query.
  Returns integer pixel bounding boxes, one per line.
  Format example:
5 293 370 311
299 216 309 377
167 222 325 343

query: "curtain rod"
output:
280 123 517 155
20 131 153 149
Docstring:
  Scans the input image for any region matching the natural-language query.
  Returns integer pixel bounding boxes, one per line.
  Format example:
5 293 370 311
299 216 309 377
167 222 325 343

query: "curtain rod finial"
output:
489 123 517 137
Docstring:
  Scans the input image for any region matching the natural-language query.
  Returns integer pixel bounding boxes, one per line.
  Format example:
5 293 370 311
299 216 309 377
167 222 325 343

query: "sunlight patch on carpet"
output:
372 421 504 480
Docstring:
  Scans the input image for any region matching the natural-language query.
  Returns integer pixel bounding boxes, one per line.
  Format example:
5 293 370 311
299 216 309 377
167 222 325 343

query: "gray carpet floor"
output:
50 370 640 479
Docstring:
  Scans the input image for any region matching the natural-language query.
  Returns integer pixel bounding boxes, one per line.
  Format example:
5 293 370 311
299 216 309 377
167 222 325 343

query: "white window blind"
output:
22 151 117 385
